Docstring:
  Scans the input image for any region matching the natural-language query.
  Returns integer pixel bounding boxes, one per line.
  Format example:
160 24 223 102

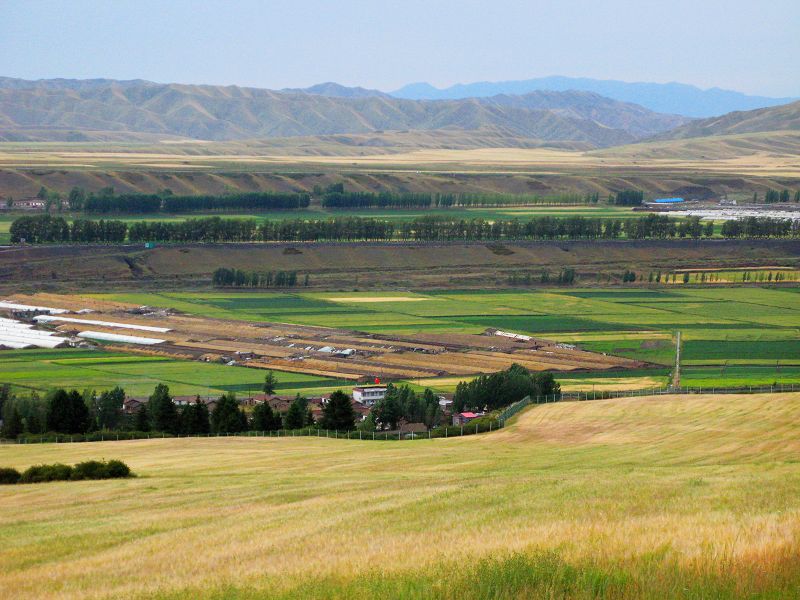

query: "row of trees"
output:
66 187 311 213
761 189 800 204
507 268 576 285
14 213 800 244
720 217 800 238
0 385 125 437
316 184 612 208
212 268 306 288
611 190 645 206
0 379 359 438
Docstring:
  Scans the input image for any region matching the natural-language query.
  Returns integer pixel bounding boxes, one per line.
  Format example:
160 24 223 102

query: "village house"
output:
452 411 484 426
352 385 387 406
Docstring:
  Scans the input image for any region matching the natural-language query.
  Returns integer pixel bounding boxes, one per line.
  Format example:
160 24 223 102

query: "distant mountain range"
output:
0 77 687 147
390 76 798 118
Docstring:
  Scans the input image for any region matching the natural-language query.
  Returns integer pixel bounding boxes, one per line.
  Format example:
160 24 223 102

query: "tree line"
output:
13 213 800 244
759 189 799 204
314 183 605 208
65 187 310 213
0 378 358 438
212 268 307 288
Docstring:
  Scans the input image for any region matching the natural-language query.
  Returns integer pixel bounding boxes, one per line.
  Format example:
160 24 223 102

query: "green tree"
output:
147 383 178 434
96 386 124 430
134 405 150 432
372 394 402 430
320 390 357 431
263 371 278 395
181 397 210 434
252 401 280 431
46 389 90 434
284 395 308 430
211 393 247 433
2 406 23 438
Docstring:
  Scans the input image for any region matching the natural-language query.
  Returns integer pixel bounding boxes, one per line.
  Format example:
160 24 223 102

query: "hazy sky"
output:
2 0 798 96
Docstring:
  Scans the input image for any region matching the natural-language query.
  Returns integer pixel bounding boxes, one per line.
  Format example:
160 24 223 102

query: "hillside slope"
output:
2 393 799 599
655 100 800 140
0 78 686 146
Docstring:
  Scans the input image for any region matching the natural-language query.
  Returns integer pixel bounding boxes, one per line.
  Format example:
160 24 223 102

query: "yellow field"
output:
1 392 800 599
2 129 799 177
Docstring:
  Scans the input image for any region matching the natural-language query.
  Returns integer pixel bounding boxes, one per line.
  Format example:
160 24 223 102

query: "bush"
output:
15 460 133 484
0 467 21 485
71 460 111 480
105 459 132 478
20 463 73 483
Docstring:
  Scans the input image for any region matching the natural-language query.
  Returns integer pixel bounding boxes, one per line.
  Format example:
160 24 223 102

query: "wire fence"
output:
6 383 800 445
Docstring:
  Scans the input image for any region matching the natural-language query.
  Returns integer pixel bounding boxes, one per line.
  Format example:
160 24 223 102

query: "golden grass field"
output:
2 392 799 599
1 130 799 177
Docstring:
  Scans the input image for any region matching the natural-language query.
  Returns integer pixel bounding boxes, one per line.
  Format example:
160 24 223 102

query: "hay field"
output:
2 133 799 176
1 392 799 599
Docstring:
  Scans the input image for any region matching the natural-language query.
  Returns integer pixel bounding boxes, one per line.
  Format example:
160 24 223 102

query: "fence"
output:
6 383 800 445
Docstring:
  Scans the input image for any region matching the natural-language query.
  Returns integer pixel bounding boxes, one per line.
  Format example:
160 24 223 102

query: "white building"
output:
352 385 387 406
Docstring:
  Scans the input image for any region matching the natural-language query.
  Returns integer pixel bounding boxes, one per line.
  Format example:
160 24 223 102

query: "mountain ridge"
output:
0 77 686 147
390 76 798 118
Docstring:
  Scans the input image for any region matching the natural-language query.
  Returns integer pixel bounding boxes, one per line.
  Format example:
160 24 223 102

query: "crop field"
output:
0 349 341 398
1 392 799 599
3 285 799 394
91 286 800 387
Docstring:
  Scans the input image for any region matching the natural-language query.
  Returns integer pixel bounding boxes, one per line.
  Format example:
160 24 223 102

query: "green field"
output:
3 286 799 395
2 392 799 599
0 349 343 398
91 286 800 388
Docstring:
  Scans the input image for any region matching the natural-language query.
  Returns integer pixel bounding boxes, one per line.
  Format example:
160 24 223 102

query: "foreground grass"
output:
1 393 799 599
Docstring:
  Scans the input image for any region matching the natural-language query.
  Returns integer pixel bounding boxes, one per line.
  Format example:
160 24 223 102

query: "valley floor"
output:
1 392 799 599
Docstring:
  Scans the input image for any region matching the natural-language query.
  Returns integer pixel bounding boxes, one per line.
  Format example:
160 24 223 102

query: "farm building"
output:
452 412 484 426
352 385 387 406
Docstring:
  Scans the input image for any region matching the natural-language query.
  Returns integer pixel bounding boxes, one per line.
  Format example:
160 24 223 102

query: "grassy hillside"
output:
655 100 800 140
1 393 799 598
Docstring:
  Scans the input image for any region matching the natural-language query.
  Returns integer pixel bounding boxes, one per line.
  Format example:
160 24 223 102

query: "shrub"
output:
0 467 21 485
20 463 73 483
71 460 111 480
105 460 132 478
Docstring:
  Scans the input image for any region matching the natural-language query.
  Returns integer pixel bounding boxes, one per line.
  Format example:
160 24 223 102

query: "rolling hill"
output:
653 99 800 140
391 76 798 118
0 77 686 147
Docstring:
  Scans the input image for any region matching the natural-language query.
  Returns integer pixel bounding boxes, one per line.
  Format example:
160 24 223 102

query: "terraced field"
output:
2 392 799 599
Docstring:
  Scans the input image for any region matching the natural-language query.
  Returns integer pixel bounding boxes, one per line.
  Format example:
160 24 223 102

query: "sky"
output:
1 0 799 97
